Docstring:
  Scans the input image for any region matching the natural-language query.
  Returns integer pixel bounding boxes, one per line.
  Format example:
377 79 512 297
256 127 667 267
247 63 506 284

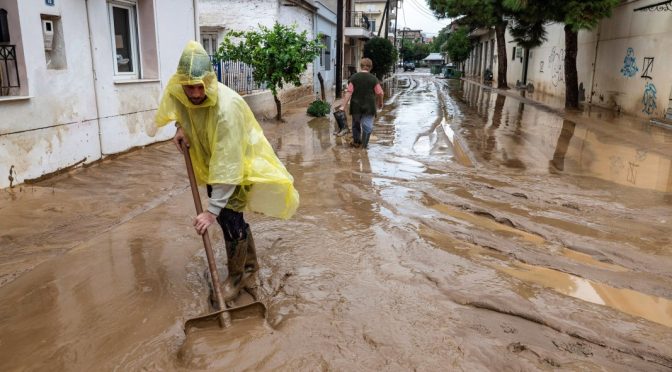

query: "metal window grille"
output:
210 57 267 95
0 45 20 96
346 11 370 29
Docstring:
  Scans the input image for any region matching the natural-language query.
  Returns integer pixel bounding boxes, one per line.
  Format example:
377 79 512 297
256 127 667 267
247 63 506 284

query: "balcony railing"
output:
346 11 370 29
0 45 20 96
210 56 266 95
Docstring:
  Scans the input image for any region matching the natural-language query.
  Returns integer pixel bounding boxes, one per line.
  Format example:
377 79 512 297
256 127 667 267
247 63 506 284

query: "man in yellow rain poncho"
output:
155 41 299 303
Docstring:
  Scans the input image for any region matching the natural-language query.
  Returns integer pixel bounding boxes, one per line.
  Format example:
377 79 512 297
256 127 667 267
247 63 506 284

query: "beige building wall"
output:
506 0 672 119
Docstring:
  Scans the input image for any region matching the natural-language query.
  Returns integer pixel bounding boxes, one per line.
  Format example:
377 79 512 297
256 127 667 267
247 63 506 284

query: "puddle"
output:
450 81 672 193
499 262 672 328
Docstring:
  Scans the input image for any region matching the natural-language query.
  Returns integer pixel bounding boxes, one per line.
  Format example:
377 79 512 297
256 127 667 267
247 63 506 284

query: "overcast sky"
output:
397 0 451 36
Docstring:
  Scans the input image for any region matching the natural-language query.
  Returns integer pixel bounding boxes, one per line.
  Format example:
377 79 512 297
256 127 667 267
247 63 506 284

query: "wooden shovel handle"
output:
181 140 231 328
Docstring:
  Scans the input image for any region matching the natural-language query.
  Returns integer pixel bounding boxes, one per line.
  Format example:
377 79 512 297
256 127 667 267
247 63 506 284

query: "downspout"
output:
192 0 199 41
314 4 319 97
84 0 104 157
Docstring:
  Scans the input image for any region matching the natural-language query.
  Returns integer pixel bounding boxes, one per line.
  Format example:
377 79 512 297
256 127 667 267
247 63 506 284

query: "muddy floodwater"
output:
1 74 671 371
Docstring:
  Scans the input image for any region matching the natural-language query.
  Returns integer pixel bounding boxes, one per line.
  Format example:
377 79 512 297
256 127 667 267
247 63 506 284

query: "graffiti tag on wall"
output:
641 57 654 79
548 47 565 87
620 48 638 77
642 81 657 115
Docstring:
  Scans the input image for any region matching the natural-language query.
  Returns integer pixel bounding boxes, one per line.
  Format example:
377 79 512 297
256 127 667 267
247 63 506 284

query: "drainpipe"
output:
192 0 199 41
84 0 104 157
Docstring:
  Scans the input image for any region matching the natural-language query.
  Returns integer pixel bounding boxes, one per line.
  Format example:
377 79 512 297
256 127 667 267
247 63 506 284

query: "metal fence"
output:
210 57 266 95
346 11 370 29
0 45 20 96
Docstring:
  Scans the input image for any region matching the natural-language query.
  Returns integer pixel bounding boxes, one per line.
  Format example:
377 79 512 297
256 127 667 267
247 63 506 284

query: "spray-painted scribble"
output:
641 57 654 79
620 48 638 77
627 161 639 184
642 81 657 115
548 47 565 87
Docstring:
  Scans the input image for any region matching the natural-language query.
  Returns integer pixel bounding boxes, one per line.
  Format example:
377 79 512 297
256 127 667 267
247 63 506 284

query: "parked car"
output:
403 62 415 72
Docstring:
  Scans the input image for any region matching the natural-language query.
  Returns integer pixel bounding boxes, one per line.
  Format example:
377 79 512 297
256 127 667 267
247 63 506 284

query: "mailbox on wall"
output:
42 19 54 51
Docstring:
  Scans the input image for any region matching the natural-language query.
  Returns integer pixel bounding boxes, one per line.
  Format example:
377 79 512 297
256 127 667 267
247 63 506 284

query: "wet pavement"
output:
1 71 671 371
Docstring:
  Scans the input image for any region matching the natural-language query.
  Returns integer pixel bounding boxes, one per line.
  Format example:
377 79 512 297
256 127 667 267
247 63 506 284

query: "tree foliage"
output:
507 0 619 107
215 22 323 120
445 27 472 64
429 0 515 88
363 37 397 80
430 25 451 53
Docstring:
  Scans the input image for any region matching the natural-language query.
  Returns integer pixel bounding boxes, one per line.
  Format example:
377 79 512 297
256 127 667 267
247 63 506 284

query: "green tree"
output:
430 25 451 53
400 40 415 62
412 42 431 63
508 0 619 108
444 27 473 67
216 22 323 120
363 37 397 80
429 0 516 89
507 1 547 86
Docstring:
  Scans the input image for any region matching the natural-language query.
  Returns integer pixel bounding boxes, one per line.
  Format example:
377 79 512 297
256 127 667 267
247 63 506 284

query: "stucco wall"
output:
0 0 196 189
0 0 101 189
504 1 672 119
313 2 337 96
199 0 317 105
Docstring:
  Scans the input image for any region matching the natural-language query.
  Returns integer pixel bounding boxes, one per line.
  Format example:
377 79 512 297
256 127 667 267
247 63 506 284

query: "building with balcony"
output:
354 0 397 40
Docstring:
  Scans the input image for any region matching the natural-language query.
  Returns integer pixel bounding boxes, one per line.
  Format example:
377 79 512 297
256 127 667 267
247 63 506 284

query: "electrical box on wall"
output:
42 19 54 51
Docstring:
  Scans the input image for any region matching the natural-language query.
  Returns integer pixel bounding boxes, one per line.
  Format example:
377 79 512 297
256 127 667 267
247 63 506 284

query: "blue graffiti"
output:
620 48 638 77
642 81 657 115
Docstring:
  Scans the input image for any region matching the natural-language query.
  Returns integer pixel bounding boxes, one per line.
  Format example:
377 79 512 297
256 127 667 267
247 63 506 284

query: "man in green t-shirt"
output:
338 58 384 149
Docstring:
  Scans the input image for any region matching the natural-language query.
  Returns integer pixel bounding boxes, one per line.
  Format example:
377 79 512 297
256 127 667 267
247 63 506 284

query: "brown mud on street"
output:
1 75 671 371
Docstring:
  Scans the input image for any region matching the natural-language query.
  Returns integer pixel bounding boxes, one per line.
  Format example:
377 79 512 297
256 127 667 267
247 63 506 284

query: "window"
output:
108 1 139 78
0 9 9 42
369 20 376 33
321 35 331 70
511 47 516 61
201 33 218 56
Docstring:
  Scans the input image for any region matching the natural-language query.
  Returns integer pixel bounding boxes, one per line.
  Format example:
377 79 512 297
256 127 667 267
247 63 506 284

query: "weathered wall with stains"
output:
506 23 598 103
590 1 672 118
506 0 672 119
198 0 317 103
0 0 101 189
0 0 196 189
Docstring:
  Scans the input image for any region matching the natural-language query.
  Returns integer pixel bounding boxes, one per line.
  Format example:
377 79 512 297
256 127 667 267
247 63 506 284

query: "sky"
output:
397 0 451 36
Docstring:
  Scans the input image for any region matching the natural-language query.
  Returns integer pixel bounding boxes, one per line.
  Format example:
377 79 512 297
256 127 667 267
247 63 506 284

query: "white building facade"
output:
0 0 198 189
199 0 328 103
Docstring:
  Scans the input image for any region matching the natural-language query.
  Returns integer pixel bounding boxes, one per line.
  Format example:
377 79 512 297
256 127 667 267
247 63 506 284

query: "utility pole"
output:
377 0 389 37
384 0 390 40
336 0 343 98
393 0 399 71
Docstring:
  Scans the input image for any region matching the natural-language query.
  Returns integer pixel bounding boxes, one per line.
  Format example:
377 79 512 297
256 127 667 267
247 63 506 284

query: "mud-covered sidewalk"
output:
0 77 671 371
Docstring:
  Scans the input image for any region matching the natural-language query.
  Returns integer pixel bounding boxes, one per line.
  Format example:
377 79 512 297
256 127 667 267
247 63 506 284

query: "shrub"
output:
307 100 331 117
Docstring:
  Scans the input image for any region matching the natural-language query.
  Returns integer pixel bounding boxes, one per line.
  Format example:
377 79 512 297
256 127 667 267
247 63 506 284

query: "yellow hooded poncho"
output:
155 41 299 219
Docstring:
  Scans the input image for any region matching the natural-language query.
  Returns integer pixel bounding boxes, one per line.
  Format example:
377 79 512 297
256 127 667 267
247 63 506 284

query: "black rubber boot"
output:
361 133 371 149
